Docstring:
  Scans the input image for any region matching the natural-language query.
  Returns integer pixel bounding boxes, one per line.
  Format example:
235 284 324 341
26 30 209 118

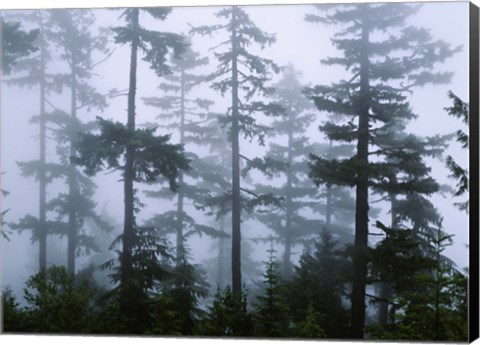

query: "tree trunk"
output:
67 53 78 275
38 13 47 272
350 6 370 339
121 8 139 314
176 68 186 266
230 6 242 297
283 126 293 278
325 185 332 231
217 216 226 287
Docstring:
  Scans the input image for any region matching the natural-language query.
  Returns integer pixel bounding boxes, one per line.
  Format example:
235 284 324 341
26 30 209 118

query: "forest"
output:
0 2 471 341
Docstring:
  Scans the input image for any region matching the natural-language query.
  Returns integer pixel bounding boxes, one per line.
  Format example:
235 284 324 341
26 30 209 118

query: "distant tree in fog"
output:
191 5 284 299
142 44 227 265
45 9 112 275
8 10 64 272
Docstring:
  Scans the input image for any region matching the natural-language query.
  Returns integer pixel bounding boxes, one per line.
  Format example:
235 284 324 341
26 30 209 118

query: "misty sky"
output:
0 1 471 300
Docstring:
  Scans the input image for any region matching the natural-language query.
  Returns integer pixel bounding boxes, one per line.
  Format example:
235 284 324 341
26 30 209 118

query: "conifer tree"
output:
444 91 469 212
286 230 350 338
252 65 321 277
74 7 189 330
305 3 459 337
191 6 283 297
1 15 38 75
253 244 290 337
7 10 67 272
142 44 226 265
43 9 111 274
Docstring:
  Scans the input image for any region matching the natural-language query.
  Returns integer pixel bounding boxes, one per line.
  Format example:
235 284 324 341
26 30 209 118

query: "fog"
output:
0 1 471 336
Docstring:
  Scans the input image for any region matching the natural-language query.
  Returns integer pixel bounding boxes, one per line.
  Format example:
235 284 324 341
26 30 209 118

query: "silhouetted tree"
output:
74 7 189 331
305 3 459 337
444 91 469 212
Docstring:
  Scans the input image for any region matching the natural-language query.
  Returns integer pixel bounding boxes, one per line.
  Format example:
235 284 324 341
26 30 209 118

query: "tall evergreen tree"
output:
305 3 459 337
142 44 226 265
7 10 67 272
191 5 283 297
252 65 322 277
74 7 189 331
44 9 111 274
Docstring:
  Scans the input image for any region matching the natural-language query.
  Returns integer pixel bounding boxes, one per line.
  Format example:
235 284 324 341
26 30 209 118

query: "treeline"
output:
0 3 469 340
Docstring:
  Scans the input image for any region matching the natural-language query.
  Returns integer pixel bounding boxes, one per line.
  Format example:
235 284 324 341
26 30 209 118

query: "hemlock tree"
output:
46 9 111 274
142 44 226 265
191 5 283 298
74 7 189 330
305 3 459 338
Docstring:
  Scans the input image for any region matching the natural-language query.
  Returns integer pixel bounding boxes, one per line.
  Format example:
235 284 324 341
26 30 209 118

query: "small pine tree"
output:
286 230 350 338
253 244 290 337
198 285 253 336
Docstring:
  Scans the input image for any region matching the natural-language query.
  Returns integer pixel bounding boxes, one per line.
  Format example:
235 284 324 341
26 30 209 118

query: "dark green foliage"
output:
1 16 38 75
1 288 28 332
75 117 190 188
21 266 96 333
150 255 209 335
99 225 173 334
294 303 326 338
286 231 350 338
305 3 459 337
198 285 253 336
444 91 469 212
252 245 290 337
111 8 186 78
368 226 468 341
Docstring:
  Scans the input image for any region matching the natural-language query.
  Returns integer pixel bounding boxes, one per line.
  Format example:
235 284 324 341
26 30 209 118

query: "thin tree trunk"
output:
217 216 226 287
67 53 78 275
121 8 139 312
38 13 47 272
176 69 186 266
350 6 370 339
325 185 332 230
283 126 293 278
230 6 242 297
325 141 333 232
